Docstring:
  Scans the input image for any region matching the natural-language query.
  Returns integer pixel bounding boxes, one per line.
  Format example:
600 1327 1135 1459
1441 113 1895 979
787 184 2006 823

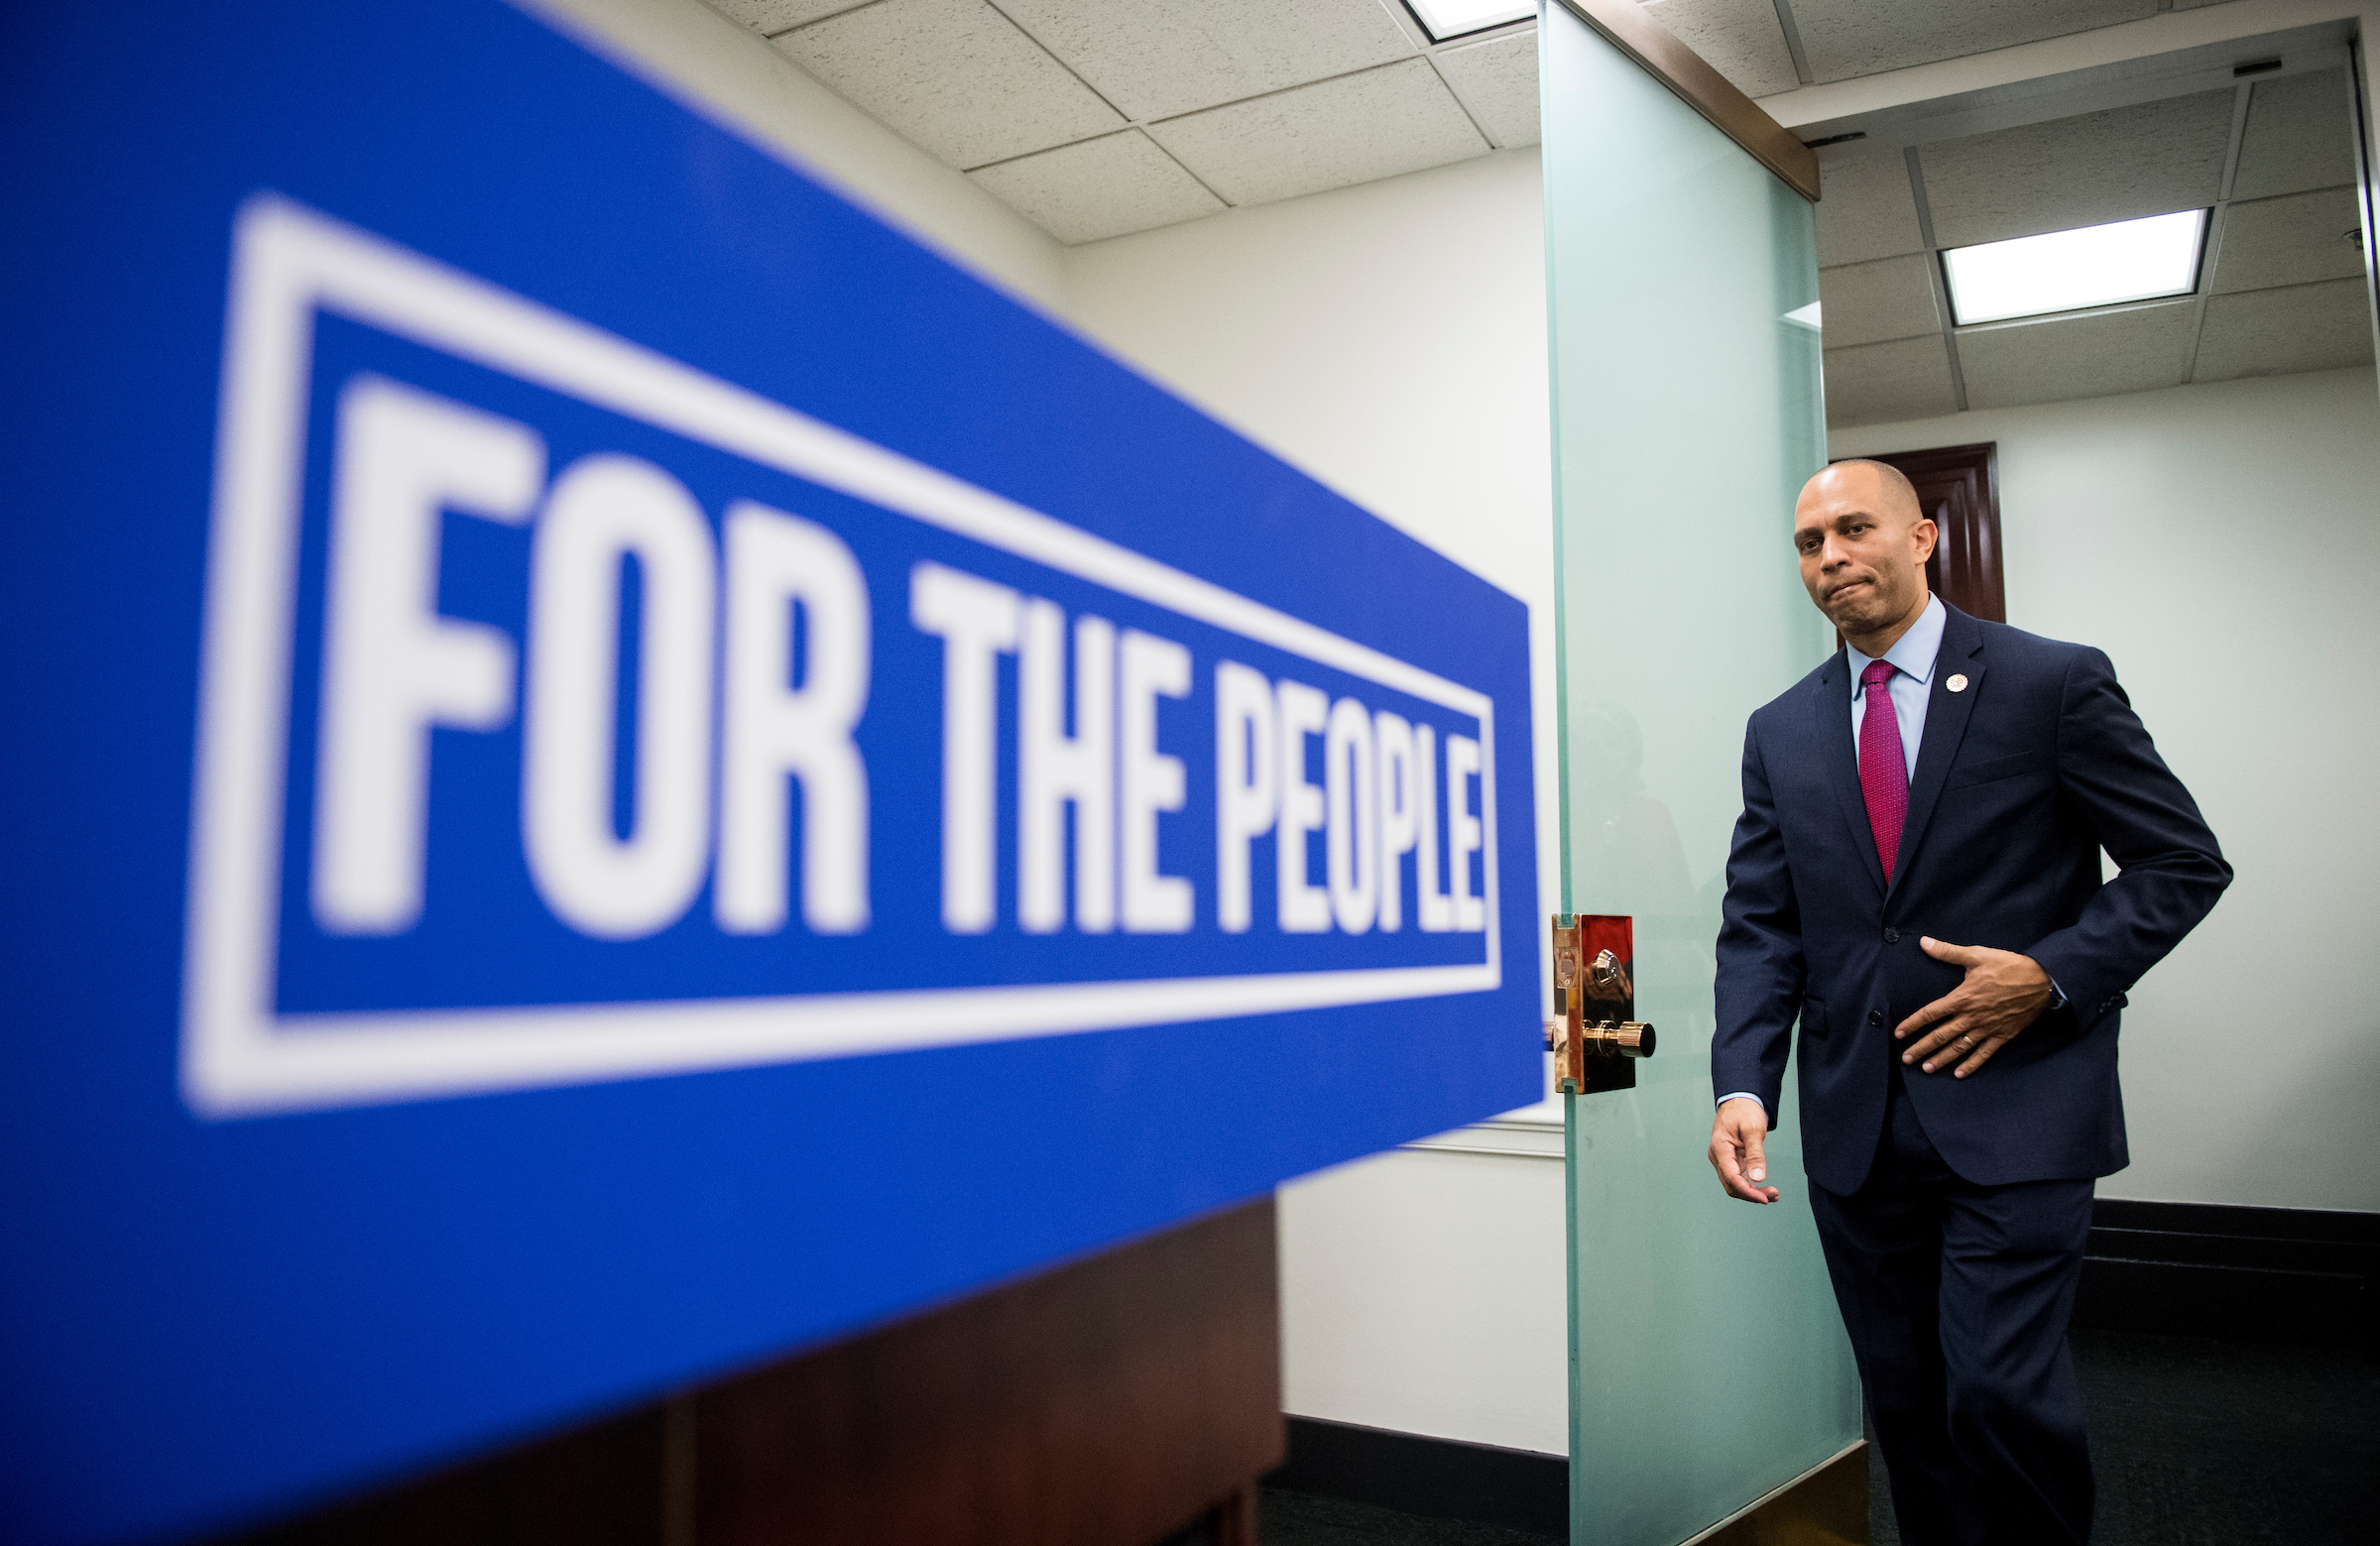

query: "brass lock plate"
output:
1547 913 1654 1095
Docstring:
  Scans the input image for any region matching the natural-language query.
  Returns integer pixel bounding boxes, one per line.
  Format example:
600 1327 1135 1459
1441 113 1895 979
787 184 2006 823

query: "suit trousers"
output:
1808 1069 2096 1546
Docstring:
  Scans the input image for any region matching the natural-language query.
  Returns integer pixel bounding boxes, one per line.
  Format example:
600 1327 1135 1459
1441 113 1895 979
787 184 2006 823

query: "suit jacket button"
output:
1883 927 1899 943
1868 1010 1883 1028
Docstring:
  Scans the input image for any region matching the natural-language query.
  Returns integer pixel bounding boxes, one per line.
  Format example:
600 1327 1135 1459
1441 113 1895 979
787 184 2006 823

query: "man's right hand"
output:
1709 1098 1779 1204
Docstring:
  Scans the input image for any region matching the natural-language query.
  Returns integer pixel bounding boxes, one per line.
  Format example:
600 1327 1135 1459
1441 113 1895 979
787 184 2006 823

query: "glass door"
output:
1541 5 1861 1542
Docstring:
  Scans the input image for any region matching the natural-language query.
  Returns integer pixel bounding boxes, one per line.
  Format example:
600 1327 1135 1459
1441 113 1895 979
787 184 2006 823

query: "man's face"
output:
1793 466 1936 637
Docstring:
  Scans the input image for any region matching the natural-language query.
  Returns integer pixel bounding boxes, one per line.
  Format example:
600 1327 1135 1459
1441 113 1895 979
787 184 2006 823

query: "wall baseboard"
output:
2076 1200 2376 1346
1264 1417 1566 1538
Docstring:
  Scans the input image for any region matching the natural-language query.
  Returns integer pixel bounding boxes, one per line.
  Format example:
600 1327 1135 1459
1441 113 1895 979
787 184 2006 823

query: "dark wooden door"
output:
1837 442 2007 623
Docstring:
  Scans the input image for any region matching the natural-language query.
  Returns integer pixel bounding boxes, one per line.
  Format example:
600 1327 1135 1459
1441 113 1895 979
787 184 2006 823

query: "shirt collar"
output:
1846 593 1946 690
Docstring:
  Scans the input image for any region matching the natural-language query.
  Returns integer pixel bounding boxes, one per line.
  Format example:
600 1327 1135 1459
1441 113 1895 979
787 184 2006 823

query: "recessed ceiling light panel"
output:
1406 0 1535 43
1942 210 2208 326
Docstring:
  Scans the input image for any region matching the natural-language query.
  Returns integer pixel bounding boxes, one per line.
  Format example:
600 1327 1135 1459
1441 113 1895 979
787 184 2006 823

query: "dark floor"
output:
1259 1488 1562 1546
1262 1329 2379 1546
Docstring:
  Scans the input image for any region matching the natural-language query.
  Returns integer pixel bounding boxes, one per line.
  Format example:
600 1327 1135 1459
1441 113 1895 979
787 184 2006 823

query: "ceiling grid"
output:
702 0 2374 417
1768 0 1817 86
2178 83 2257 381
1900 142 1969 412
715 0 1539 248
1818 50 2371 426
1417 43 1507 151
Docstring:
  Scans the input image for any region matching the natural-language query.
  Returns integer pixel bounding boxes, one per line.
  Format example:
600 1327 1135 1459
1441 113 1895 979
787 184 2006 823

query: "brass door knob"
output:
1581 1019 1656 1058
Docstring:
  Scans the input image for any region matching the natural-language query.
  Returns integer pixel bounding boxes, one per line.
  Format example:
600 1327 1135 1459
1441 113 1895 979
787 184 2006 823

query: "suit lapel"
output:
1890 604 1986 893
1812 653 1886 897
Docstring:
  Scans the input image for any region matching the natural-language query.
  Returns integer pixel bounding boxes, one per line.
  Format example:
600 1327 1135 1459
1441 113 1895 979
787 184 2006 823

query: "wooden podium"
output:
243 1202 1280 1546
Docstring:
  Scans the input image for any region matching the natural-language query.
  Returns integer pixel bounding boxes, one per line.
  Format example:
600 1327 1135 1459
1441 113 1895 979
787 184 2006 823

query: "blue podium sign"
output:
1 3 1537 1541
187 194 1505 1114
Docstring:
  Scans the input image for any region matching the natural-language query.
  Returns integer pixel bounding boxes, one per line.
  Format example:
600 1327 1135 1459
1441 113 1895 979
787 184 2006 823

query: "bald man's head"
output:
1824 460 1923 522
1793 460 1938 654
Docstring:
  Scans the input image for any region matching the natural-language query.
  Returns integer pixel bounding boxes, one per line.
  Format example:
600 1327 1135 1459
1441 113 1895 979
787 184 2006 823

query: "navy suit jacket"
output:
1712 602 2230 1194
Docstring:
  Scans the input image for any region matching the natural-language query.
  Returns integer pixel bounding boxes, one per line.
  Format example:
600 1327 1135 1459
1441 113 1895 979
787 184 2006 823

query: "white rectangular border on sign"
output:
182 195 1501 1117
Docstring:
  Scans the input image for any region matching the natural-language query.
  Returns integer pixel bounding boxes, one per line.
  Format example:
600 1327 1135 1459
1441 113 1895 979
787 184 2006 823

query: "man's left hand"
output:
1896 938 2053 1078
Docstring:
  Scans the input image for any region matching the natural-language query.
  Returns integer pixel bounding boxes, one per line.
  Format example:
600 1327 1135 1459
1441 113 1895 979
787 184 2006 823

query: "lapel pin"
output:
1947 673 1969 693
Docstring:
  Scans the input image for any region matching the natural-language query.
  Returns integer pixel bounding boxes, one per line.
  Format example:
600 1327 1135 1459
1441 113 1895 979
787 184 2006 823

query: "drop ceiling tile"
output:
1785 0 2157 84
1818 255 1942 348
710 0 867 34
2230 69 2358 202
774 0 1124 171
1824 335 1959 427
2210 188 2366 295
994 0 1415 123
2193 279 2375 382
1434 32 1539 150
1641 0 1800 98
1147 59 1490 208
1957 300 2194 409
1816 153 1925 267
1918 89 2232 250
970 130 1225 243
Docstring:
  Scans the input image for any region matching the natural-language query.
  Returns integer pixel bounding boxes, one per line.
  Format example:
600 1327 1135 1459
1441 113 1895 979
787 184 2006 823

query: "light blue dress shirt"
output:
1718 595 2057 1124
1847 594 1945 781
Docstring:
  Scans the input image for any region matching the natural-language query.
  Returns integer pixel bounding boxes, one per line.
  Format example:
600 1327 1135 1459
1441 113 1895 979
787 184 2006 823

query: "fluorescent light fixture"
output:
1942 210 2207 326
1405 0 1533 42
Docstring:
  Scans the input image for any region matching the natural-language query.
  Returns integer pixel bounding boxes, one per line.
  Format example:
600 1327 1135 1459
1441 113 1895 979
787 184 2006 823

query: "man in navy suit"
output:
1708 460 2228 1546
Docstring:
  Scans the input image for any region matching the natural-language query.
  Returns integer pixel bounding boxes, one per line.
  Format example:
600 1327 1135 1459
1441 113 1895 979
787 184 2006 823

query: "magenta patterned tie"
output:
1858 658 1909 883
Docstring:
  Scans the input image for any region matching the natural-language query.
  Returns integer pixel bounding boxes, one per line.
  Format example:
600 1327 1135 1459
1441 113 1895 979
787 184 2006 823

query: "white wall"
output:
1062 149 1572 1457
1836 367 2380 1214
1267 1146 1569 1456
